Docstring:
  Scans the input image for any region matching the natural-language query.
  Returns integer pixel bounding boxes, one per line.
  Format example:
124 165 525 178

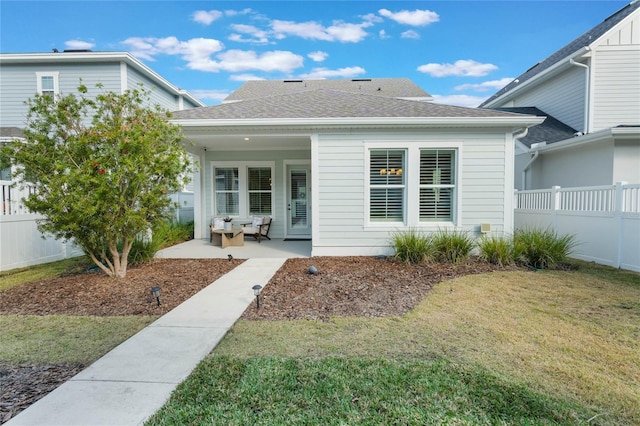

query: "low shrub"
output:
127 221 194 265
432 229 475 263
478 235 516 266
391 228 434 264
513 228 577 270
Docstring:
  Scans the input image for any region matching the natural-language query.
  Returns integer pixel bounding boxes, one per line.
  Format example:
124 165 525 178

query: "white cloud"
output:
299 66 366 79
308 51 328 62
379 29 389 39
192 9 223 25
401 30 420 39
122 36 224 63
191 89 230 103
361 13 384 24
454 78 514 92
271 19 371 43
417 60 498 77
215 49 304 73
229 74 265 82
379 9 439 26
224 8 253 17
229 24 269 43
65 40 95 50
431 94 489 108
122 36 303 74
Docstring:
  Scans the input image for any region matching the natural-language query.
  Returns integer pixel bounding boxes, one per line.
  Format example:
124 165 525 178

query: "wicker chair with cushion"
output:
242 216 272 243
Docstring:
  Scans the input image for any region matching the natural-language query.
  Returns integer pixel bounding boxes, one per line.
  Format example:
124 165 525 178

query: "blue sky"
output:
0 1 629 107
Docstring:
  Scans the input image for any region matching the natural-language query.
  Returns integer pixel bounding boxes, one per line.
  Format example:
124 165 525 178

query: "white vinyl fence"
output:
1 180 193 272
515 182 640 272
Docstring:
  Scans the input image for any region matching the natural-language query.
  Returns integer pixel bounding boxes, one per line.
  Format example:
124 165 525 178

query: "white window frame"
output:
35 72 59 97
211 161 275 219
367 148 406 225
364 141 461 229
419 149 457 223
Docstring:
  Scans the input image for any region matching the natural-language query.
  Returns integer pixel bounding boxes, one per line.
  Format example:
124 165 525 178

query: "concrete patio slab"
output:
156 237 311 259
6 257 287 426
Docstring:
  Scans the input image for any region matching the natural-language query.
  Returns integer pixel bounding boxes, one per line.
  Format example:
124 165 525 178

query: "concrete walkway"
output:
7 257 287 426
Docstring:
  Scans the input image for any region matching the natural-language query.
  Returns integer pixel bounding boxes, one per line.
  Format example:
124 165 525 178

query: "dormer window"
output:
36 72 59 98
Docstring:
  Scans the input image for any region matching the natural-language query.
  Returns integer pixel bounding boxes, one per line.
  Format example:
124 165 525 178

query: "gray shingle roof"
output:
491 107 578 147
480 1 640 107
172 89 528 121
223 78 431 102
0 127 25 138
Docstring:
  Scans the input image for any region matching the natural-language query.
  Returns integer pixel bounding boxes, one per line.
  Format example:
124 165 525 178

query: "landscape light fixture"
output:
252 284 262 309
308 266 318 275
150 286 161 306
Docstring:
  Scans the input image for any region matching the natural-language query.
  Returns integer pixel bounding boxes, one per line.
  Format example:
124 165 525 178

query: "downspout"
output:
513 127 532 190
522 150 539 190
569 50 590 134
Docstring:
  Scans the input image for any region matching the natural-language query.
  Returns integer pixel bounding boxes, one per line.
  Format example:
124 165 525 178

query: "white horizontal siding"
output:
514 66 585 132
314 131 509 251
592 48 640 131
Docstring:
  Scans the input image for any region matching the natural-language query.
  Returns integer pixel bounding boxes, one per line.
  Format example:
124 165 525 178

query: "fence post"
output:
614 181 627 268
551 186 561 232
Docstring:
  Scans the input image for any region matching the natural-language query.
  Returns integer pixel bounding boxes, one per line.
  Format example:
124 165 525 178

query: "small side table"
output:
211 228 244 248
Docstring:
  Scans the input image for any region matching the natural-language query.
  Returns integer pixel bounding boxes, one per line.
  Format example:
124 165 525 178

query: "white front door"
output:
286 165 311 238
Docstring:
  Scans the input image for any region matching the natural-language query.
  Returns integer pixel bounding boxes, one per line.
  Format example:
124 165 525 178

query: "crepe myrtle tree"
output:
1 84 191 278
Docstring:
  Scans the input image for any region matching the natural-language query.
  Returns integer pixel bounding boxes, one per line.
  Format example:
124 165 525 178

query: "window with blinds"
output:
370 149 405 222
214 167 239 215
248 167 272 215
420 149 455 221
40 76 55 97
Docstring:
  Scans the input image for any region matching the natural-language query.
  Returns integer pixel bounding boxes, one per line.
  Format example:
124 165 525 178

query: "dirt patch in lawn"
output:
0 255 521 423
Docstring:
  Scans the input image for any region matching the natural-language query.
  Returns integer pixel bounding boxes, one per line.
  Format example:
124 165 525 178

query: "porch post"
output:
193 151 206 239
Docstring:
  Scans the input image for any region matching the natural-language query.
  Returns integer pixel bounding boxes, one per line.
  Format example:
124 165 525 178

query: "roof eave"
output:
482 46 591 108
171 116 545 129
535 126 640 153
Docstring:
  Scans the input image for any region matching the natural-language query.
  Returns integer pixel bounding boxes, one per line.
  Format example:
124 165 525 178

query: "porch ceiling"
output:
182 130 311 152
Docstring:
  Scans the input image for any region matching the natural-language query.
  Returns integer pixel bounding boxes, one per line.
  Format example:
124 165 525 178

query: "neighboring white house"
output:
0 50 204 271
480 0 640 190
171 78 543 257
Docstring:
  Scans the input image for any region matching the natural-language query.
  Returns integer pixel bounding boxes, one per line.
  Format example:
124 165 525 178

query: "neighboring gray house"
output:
0 51 203 271
171 78 543 256
481 0 640 190
0 50 204 128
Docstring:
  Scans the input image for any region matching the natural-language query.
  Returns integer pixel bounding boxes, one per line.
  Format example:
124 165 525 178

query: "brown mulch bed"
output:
241 256 521 321
0 255 522 423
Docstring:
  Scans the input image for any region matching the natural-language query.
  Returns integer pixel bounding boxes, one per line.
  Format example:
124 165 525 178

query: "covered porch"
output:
156 237 311 259
182 129 313 245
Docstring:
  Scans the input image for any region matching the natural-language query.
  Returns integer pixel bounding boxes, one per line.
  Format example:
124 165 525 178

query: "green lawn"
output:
148 262 640 426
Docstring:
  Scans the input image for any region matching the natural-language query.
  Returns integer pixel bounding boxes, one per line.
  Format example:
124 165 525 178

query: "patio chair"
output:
209 216 225 243
242 216 272 243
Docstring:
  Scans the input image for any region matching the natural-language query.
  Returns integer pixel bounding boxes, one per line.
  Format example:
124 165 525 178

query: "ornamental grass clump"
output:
513 228 577 270
432 229 476 263
391 228 435 264
478 235 516 266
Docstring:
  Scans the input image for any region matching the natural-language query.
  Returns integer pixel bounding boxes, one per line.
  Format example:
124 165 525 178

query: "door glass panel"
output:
290 171 307 229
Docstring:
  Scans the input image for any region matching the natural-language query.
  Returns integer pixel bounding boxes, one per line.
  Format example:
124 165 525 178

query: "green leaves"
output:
1 85 191 278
